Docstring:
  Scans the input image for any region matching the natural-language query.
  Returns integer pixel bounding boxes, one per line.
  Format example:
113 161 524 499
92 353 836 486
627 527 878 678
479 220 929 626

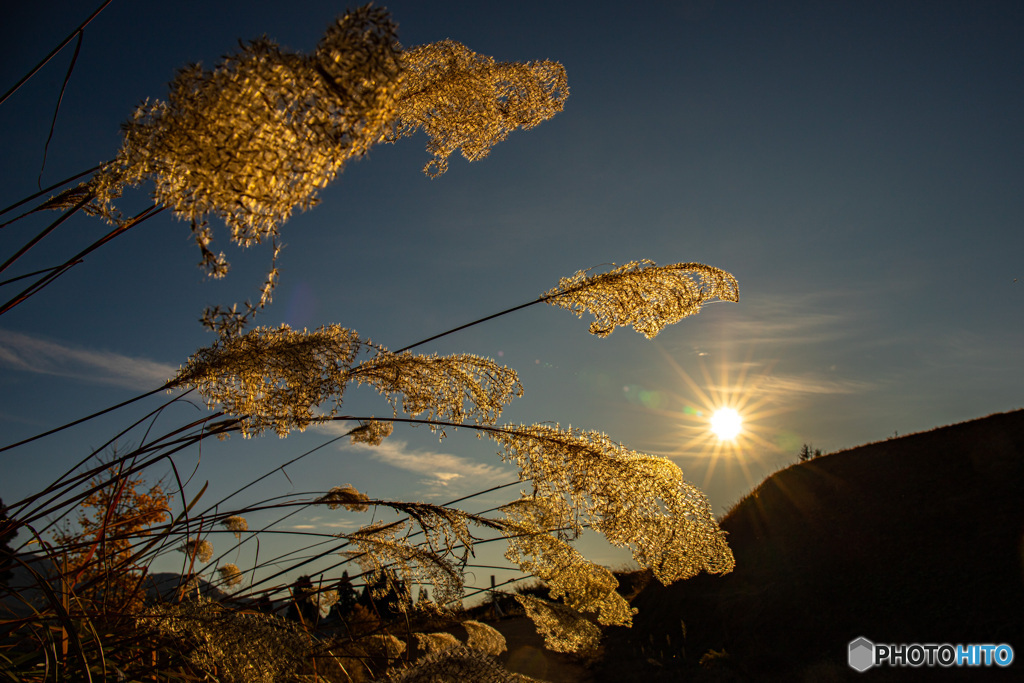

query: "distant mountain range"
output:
2 557 229 618
598 409 1024 681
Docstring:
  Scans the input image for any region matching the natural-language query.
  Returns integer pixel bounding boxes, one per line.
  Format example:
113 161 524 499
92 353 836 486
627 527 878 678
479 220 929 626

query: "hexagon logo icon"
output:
848 637 874 672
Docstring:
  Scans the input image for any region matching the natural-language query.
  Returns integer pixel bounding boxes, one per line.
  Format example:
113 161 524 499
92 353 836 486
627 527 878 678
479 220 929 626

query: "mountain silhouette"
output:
599 409 1024 681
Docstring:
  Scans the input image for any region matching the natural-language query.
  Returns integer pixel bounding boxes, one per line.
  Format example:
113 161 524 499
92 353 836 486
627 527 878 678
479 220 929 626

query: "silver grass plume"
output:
390 40 568 177
545 260 739 338
490 424 735 585
352 417 395 445
502 497 635 628
344 520 464 608
338 501 512 610
318 484 370 512
351 349 523 431
173 328 520 438
198 238 283 335
217 563 243 587
220 515 248 539
313 587 339 617
462 620 507 656
74 8 569 257
390 643 540 683
93 5 402 246
515 594 602 655
385 502 478 567
366 633 408 660
180 538 214 563
414 631 460 655
138 597 312 683
172 324 362 437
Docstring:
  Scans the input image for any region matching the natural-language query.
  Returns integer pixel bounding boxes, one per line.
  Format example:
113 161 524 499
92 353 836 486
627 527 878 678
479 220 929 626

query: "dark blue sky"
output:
1 1 1022 584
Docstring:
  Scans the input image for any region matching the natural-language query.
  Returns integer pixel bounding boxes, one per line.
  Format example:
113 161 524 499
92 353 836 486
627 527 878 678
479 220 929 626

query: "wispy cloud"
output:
299 515 363 531
362 438 513 489
319 519 363 530
313 421 515 494
699 369 874 400
756 373 875 396
0 328 177 391
707 294 866 347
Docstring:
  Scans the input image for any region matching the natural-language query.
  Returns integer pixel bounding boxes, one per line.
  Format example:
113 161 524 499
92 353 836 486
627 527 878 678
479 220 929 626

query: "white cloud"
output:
313 421 515 493
0 328 176 390
321 520 362 530
287 514 362 532
358 438 513 491
310 421 359 438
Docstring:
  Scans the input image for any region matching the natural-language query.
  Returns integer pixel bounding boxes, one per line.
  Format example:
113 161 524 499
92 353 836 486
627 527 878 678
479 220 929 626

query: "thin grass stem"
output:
0 204 164 316
0 163 103 221
37 30 84 188
0 190 95 276
0 0 113 108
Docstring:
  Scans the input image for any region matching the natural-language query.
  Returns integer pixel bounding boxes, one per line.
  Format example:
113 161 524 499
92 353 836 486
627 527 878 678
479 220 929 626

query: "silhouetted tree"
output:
286 575 320 628
799 444 823 461
333 570 358 617
358 569 411 621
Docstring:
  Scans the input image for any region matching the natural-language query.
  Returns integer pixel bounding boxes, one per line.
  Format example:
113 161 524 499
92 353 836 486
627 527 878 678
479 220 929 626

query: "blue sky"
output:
1 1 1022 598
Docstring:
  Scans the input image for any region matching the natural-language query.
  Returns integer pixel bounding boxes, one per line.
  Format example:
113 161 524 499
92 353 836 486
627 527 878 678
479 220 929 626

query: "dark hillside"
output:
598 409 1024 681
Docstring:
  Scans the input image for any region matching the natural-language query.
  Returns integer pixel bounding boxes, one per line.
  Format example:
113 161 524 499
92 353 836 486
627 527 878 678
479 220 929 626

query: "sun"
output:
710 407 743 441
630 345 789 498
